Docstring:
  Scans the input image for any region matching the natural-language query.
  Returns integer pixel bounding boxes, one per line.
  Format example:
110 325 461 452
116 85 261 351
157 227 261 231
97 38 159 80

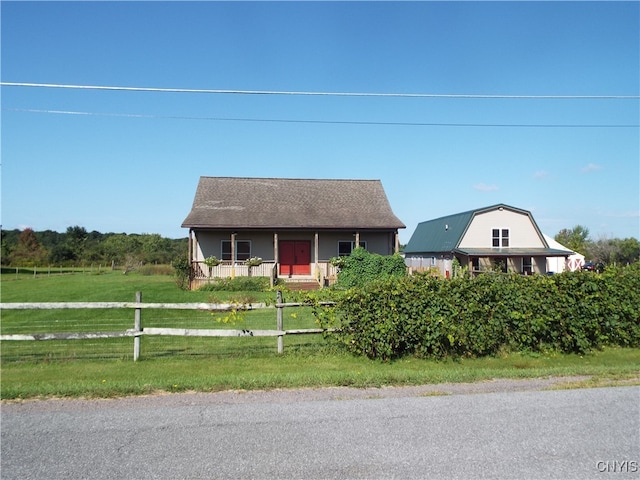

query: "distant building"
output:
404 204 573 276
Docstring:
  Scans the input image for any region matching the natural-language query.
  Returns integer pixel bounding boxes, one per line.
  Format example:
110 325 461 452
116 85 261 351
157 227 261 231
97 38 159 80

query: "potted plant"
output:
245 256 262 277
204 256 221 278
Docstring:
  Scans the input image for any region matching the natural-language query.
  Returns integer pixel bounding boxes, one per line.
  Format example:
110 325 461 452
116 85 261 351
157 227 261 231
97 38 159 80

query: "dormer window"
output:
492 229 509 247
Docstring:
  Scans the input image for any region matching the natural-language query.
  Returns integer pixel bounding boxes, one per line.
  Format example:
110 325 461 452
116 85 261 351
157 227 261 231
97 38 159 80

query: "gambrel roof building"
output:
404 204 573 276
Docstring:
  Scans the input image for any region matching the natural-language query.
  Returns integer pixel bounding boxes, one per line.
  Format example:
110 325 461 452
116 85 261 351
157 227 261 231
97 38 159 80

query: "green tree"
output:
140 233 170 263
100 234 143 265
65 225 88 262
555 225 590 255
615 238 640 264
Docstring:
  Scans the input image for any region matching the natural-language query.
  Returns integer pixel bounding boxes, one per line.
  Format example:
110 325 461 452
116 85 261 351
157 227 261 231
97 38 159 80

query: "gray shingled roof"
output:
181 177 406 230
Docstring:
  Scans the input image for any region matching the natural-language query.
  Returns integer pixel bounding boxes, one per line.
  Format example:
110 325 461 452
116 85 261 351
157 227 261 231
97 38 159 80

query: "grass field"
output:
2 269 639 400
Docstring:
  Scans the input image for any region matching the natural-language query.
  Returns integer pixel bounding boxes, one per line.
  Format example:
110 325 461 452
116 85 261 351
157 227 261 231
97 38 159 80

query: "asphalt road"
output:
2 382 639 480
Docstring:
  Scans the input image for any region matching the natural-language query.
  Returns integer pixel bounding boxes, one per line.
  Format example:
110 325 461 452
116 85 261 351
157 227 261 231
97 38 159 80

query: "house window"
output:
472 258 480 271
338 241 367 256
523 257 532 275
492 229 509 247
502 229 510 247
221 240 251 261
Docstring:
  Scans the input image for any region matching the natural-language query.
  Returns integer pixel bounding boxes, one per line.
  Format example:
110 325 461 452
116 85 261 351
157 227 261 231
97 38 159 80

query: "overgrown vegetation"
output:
198 276 272 292
332 247 407 289
316 263 640 361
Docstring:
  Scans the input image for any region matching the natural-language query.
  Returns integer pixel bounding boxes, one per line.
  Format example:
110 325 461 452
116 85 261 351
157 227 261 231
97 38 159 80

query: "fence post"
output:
133 291 142 361
277 290 283 354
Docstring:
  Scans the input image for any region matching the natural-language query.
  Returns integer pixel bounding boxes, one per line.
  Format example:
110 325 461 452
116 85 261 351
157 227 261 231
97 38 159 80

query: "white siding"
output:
458 209 545 248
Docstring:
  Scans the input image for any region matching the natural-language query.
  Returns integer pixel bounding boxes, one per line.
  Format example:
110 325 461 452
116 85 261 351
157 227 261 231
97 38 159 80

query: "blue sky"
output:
2 1 639 244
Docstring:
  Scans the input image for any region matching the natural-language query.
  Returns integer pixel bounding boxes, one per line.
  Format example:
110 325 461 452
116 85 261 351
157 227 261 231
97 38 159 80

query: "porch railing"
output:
191 261 339 286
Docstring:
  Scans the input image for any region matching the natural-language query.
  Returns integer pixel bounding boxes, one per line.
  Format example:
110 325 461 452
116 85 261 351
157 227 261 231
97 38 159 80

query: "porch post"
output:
188 229 194 290
394 231 400 254
273 232 279 281
231 232 236 278
355 231 360 249
314 232 320 283
273 232 279 262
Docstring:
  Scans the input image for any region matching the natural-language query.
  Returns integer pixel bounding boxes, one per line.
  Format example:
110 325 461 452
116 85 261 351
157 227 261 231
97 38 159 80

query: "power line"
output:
2 82 639 99
4 107 639 128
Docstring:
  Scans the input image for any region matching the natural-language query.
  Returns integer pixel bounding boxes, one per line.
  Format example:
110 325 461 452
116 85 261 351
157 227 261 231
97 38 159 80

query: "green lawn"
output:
2 269 639 400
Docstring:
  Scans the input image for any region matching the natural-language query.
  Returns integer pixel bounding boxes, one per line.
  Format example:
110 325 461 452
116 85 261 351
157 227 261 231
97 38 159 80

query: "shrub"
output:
334 248 407 289
198 276 271 292
318 263 640 360
172 255 192 290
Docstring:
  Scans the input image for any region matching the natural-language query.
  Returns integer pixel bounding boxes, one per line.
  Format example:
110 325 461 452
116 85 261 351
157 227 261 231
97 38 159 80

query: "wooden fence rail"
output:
0 291 335 360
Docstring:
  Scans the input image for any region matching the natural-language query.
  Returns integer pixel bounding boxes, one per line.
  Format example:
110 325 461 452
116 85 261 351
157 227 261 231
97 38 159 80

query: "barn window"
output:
501 229 510 247
492 229 500 247
492 228 510 247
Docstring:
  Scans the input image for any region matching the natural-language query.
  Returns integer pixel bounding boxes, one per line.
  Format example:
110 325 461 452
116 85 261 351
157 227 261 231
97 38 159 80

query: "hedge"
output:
318 263 640 360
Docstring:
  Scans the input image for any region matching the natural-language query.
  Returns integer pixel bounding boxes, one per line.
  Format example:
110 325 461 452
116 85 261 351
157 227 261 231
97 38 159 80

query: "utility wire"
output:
2 82 639 99
4 107 638 128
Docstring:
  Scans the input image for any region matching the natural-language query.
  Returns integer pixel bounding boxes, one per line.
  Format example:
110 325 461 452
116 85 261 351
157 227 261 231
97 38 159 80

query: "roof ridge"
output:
420 203 530 224
199 176 382 182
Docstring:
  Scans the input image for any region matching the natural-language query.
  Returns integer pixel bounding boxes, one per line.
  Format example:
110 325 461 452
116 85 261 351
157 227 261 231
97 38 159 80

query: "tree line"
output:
2 224 637 269
1 226 188 267
553 225 640 265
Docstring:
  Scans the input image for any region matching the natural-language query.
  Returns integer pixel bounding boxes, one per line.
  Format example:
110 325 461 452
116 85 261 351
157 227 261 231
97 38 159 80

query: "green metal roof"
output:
404 208 476 254
404 204 573 256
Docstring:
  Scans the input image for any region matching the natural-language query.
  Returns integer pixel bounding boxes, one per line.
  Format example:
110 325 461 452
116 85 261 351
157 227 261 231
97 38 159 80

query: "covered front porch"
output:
187 228 399 290
189 260 339 290
455 247 572 276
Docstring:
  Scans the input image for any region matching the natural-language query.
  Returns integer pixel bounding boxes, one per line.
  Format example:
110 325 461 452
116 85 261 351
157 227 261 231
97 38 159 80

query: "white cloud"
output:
581 163 603 173
473 183 499 192
533 170 550 180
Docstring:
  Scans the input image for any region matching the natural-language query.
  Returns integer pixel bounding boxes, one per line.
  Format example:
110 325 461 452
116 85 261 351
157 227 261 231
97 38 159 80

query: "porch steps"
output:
283 281 320 291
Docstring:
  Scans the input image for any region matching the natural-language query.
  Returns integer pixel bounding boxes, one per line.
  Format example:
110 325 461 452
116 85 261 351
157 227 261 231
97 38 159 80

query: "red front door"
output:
279 241 311 276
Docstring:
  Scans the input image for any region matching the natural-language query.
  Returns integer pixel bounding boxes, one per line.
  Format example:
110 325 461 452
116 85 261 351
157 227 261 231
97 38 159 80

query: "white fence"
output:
0 291 335 360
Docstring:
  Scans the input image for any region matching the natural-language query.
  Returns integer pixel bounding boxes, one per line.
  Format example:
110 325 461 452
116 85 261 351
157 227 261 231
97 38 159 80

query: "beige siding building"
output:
404 204 573 277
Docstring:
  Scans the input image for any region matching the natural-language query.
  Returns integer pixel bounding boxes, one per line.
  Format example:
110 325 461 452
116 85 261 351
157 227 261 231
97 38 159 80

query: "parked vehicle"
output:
582 261 605 273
